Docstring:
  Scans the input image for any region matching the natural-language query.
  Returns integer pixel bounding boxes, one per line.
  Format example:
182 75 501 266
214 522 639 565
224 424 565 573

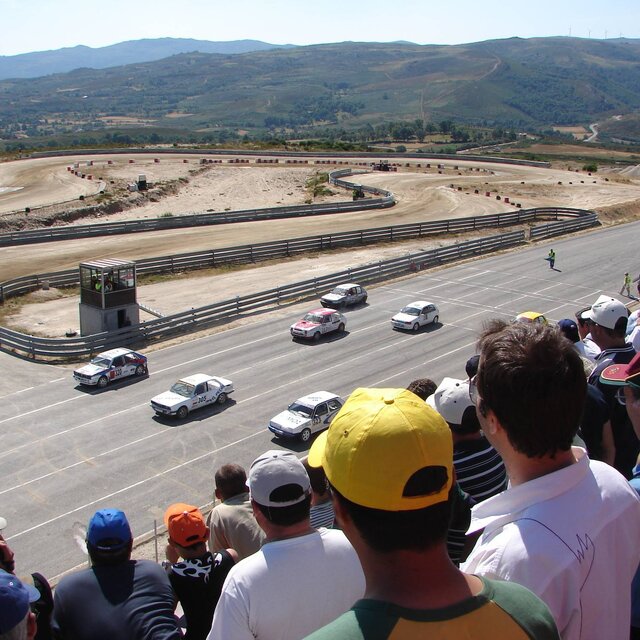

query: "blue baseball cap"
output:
86 509 132 551
0 570 40 633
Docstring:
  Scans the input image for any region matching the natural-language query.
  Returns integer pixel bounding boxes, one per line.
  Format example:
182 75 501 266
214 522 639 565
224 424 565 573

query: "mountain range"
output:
2 37 640 141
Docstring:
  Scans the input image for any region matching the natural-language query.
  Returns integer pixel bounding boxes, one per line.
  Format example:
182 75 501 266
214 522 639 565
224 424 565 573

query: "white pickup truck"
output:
150 373 234 419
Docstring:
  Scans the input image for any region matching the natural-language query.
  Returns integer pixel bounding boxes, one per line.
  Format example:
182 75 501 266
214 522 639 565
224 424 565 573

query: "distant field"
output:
553 126 589 139
501 143 640 161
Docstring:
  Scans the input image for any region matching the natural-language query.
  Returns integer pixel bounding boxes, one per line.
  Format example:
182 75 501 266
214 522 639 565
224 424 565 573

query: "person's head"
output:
574 305 592 340
580 295 629 347
0 570 39 640
164 504 209 555
0 518 14 575
557 318 579 344
248 451 311 528
600 352 640 438
474 320 586 458
465 355 480 380
427 377 480 435
86 509 133 566
406 378 437 401
302 458 329 498
309 388 453 553
214 464 248 501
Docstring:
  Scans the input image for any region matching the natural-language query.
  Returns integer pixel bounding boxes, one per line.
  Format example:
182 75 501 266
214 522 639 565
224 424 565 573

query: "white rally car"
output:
391 300 440 332
268 391 344 442
73 348 148 388
150 373 234 419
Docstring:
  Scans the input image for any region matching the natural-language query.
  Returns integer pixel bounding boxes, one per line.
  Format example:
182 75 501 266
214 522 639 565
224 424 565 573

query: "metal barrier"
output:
0 231 525 360
0 206 597 303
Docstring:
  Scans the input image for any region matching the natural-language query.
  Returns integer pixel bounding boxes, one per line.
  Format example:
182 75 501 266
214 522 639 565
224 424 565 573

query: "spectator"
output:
0 570 39 640
465 354 480 379
628 309 640 352
164 504 237 640
574 307 601 360
406 378 437 401
427 377 507 501
462 320 640 640
0 517 14 574
581 295 637 477
208 451 364 640
51 508 181 640
302 458 335 529
305 387 559 639
600 353 640 639
207 464 265 560
558 318 600 362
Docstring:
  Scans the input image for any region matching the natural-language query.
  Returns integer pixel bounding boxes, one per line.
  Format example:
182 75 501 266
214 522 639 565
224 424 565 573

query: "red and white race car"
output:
73 348 148 388
290 308 347 341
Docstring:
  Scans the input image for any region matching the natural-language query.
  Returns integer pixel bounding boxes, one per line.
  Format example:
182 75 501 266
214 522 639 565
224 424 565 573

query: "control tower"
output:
78 259 139 335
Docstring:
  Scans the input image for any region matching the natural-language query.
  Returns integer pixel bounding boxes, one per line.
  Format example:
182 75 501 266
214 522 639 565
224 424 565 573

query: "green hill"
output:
2 37 640 140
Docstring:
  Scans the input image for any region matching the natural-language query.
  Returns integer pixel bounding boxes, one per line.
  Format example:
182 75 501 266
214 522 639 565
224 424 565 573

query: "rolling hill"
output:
2 37 640 140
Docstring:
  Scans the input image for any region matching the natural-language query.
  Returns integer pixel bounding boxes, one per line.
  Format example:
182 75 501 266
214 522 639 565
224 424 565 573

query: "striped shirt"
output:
310 500 335 529
454 437 507 502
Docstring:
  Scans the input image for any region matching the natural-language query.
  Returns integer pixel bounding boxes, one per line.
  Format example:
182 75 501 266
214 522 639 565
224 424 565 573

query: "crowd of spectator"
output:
2 293 640 639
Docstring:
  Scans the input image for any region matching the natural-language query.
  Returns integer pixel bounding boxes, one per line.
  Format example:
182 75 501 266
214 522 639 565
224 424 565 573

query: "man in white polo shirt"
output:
463 320 640 640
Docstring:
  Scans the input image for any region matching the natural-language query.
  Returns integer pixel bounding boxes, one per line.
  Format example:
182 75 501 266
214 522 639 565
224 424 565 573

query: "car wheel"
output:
412 323 420 332
97 376 109 389
217 392 228 405
135 365 146 376
433 315 439 324
177 406 189 419
362 295 368 304
313 332 321 342
338 323 345 332
300 428 312 442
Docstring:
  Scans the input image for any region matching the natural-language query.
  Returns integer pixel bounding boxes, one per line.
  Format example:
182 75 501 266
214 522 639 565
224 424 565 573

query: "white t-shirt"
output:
207 528 364 640
462 448 640 640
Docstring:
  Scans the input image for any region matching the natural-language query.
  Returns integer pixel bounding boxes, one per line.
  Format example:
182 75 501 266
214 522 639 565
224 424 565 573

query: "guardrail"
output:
0 175 394 247
0 231 525 360
27 147 551 168
529 213 599 240
0 206 597 302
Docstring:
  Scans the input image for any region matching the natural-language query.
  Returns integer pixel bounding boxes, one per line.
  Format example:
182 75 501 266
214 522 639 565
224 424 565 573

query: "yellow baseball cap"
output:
308 388 453 511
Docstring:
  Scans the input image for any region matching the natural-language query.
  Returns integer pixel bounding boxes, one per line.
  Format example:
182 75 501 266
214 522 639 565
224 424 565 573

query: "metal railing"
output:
0 231 525 360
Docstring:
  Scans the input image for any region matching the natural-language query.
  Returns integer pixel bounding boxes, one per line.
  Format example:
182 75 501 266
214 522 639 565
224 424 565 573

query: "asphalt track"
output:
1 220 638 580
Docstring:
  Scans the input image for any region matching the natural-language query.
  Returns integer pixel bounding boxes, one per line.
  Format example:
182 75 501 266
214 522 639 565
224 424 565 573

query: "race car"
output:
290 308 346 341
320 283 368 310
150 373 234 419
514 311 549 325
268 391 344 442
391 301 439 331
73 348 148 388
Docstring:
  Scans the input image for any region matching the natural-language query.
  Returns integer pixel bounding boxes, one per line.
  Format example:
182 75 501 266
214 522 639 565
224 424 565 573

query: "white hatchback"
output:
391 301 440 331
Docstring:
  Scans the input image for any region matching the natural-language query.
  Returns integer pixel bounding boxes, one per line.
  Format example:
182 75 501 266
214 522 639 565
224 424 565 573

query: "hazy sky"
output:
1 0 638 56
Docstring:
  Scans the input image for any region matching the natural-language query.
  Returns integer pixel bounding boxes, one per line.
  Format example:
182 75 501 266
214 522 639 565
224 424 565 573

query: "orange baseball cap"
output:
164 503 208 547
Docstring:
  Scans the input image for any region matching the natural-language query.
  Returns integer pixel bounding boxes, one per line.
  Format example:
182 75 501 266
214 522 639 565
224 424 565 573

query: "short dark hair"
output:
331 482 452 553
87 540 132 566
598 316 629 339
215 464 248 500
477 320 586 457
406 378 437 400
254 484 311 527
303 459 329 497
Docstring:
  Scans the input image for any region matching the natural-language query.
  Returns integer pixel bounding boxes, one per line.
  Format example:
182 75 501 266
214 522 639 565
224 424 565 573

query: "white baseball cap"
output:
249 450 310 508
581 295 628 330
427 377 473 426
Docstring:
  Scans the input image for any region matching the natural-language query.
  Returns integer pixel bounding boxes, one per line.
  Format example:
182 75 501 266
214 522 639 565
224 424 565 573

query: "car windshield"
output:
400 306 421 316
287 402 313 417
331 288 348 296
170 381 195 397
90 357 111 367
303 313 323 323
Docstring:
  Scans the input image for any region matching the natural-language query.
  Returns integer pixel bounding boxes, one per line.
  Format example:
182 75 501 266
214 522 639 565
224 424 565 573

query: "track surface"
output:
1 220 637 579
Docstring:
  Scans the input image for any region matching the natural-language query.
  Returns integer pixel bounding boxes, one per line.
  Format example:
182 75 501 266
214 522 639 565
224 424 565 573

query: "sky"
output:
1 0 639 56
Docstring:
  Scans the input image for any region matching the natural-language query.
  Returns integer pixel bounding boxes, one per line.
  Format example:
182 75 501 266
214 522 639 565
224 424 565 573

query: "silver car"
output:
391 301 440 332
320 283 368 310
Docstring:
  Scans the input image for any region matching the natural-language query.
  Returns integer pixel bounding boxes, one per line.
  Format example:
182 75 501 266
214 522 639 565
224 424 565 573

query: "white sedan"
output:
150 373 234 419
391 301 439 331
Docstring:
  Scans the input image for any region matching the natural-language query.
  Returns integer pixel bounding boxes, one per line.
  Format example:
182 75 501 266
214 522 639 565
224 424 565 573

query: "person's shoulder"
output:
303 609 366 640
481 577 560 638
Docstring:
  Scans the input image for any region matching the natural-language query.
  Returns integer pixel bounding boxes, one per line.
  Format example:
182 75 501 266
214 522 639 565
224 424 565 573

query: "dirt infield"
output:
2 152 640 339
